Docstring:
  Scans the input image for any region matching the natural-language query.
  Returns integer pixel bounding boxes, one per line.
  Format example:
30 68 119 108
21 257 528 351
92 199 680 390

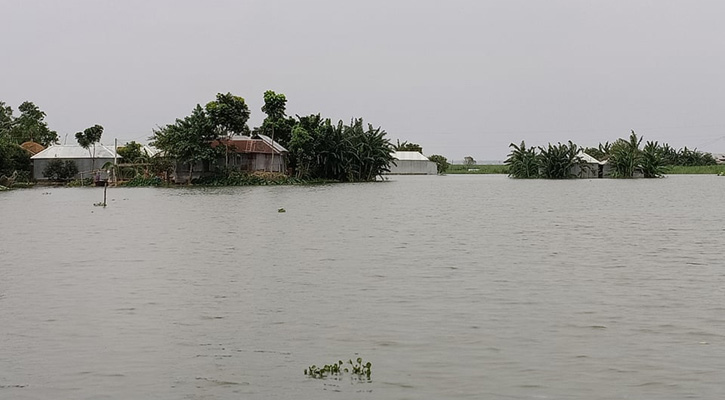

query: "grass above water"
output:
447 164 509 174
665 165 725 174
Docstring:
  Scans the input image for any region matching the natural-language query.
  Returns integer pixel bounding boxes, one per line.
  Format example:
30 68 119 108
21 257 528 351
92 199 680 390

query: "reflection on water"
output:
1 175 724 399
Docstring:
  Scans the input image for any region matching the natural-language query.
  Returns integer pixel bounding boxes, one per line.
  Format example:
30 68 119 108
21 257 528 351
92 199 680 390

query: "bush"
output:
428 155 450 174
43 159 78 181
121 176 163 187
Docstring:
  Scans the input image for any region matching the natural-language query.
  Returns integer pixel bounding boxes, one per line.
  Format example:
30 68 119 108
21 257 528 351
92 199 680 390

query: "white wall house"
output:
386 151 438 175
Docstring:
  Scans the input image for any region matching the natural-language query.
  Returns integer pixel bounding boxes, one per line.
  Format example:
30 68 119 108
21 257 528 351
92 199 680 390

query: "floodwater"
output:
1 175 724 400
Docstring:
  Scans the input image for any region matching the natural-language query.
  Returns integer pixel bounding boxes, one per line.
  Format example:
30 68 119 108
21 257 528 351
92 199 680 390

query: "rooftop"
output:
31 144 121 159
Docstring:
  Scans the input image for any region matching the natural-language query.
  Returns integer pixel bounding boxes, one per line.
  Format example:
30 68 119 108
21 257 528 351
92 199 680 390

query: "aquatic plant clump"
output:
305 357 372 380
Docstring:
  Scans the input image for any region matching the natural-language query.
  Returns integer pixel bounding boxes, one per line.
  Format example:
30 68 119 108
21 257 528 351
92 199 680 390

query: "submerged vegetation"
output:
305 357 372 380
506 130 720 179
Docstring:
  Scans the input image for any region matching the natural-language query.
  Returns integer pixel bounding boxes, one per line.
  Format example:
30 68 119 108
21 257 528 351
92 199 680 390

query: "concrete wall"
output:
386 160 438 175
33 158 116 180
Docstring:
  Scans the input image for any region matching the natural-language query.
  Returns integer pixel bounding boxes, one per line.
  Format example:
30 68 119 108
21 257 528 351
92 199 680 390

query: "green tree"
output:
428 154 449 174
75 124 104 170
10 101 58 146
117 141 144 163
0 141 31 178
0 102 14 137
641 141 667 178
463 156 476 166
150 105 220 184
609 130 643 178
287 115 394 181
394 140 423 153
505 141 538 178
205 92 250 167
43 159 78 181
537 141 587 179
584 142 611 161
260 90 295 148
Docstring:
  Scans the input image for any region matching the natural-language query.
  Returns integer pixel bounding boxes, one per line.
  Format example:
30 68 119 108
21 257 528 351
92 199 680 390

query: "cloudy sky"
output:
3 0 725 160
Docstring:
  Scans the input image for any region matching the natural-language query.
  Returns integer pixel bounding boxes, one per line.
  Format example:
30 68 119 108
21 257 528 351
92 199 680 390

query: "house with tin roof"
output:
30 144 121 181
172 134 288 183
385 151 438 175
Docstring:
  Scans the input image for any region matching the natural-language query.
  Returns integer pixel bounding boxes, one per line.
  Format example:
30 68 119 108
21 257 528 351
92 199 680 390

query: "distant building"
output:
172 134 288 183
385 151 438 175
573 152 610 178
31 144 121 181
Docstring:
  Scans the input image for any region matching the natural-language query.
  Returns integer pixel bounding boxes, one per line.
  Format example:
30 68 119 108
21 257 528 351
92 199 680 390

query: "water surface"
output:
1 175 724 399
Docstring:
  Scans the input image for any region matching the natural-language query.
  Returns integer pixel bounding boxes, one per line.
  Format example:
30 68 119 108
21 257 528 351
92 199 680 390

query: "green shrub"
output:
43 159 78 181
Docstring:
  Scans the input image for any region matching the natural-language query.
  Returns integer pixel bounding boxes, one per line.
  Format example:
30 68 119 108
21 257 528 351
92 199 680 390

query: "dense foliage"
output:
0 101 59 147
504 141 538 179
150 104 223 183
43 159 78 181
288 115 394 181
150 91 395 183
0 139 31 179
259 90 295 148
584 134 716 167
393 140 423 153
506 131 670 179
537 141 588 179
428 154 450 174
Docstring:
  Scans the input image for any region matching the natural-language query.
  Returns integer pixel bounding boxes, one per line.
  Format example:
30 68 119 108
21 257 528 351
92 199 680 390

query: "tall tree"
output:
75 124 104 170
150 105 219 184
205 92 250 167
0 102 14 137
10 101 58 146
260 90 295 147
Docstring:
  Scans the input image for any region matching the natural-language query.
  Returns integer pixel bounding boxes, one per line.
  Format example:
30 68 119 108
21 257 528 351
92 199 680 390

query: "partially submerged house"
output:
385 151 438 175
31 144 121 181
173 134 288 182
573 152 610 178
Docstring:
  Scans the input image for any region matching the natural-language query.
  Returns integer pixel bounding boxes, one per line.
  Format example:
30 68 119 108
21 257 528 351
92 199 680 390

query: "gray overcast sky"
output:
3 0 725 160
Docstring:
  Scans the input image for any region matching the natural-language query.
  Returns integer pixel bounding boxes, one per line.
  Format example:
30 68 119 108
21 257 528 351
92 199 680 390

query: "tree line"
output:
1 99 107 182
506 130 717 179
150 90 396 183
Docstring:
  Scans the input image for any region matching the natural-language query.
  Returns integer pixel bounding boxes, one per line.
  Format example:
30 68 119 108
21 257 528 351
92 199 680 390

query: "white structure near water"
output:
31 144 121 180
386 151 438 175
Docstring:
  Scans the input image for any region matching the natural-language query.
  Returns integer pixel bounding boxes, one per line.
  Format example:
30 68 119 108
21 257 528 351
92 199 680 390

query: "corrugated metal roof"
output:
392 151 431 161
257 134 288 153
214 135 288 154
31 144 121 159
579 152 604 164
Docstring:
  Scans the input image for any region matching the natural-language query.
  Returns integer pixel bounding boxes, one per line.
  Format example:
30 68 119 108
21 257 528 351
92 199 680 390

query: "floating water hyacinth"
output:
305 357 371 380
